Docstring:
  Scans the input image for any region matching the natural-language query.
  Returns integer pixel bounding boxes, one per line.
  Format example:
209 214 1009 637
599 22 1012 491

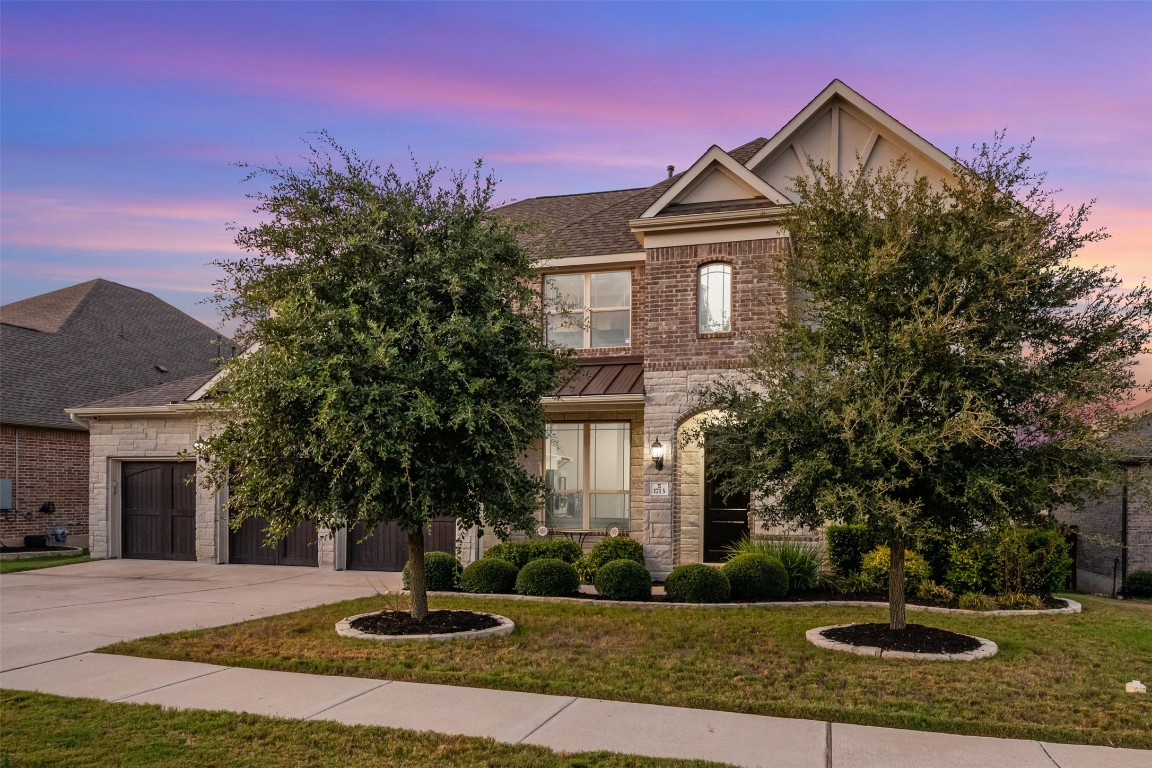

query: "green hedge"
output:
484 539 583 569
946 525 1072 597
859 546 930 595
401 551 461 591
459 558 519 594
826 524 884 576
593 559 652 601
587 537 645 571
664 563 731 603
1123 570 1152 599
721 553 789 600
515 558 580 597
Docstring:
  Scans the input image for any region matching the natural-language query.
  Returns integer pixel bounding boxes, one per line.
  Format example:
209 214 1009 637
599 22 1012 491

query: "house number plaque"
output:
647 482 670 496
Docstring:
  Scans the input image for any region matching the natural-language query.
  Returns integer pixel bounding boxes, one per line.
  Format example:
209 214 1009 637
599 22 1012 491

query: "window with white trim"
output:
545 271 631 349
698 263 732 333
543 422 630 531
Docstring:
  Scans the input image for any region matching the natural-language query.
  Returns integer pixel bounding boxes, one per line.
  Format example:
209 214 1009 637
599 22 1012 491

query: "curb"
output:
335 611 515 642
806 624 999 661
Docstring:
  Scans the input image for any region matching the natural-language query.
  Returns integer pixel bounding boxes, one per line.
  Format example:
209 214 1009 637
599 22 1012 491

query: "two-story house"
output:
71 80 958 575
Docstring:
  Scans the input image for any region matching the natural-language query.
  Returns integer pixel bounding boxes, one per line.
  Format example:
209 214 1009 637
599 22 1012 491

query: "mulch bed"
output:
821 623 982 654
349 609 500 636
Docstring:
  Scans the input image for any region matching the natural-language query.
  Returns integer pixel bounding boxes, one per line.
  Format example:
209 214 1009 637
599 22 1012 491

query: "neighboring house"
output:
1 279 226 548
1056 399 1152 594
70 80 962 573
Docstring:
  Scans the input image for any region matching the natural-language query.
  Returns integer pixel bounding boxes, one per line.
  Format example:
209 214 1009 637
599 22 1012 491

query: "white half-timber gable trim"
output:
639 146 791 220
744 79 955 185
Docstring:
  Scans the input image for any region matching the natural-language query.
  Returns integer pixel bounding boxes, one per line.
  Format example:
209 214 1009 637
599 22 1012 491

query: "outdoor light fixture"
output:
651 438 665 471
193 437 210 463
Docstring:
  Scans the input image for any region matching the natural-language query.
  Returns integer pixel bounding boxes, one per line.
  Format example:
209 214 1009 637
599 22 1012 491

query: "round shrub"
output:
594 559 652 601
587 537 646 572
459 558 519 594
664 563 731 603
721 553 789 600
515 558 580 597
860 546 930 594
401 551 461 591
485 538 583 569
1124 569 1152 599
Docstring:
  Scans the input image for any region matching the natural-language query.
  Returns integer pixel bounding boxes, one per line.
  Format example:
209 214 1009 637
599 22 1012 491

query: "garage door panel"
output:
122 462 196 561
347 517 456 571
229 515 318 567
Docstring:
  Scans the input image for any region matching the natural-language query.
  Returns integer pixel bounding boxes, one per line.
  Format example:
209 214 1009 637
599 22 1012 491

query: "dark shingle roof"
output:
78 372 217 409
496 138 771 259
1 279 228 429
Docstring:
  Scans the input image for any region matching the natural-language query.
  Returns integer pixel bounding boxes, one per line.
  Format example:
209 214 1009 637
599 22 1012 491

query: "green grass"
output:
0 552 90 573
0 690 730 767
101 594 1152 749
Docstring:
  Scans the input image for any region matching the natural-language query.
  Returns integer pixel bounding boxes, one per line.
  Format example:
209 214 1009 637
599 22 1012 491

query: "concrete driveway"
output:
1 559 391 671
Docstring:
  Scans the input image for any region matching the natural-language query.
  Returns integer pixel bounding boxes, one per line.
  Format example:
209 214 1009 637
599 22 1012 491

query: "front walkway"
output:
1 561 1146 768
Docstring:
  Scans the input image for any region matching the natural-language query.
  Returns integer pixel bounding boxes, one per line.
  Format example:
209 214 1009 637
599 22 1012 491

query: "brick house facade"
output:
0 425 88 541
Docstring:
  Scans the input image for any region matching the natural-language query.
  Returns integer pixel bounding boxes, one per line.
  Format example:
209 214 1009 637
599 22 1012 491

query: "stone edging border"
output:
0 546 85 562
424 590 1082 616
806 623 999 661
335 611 515 642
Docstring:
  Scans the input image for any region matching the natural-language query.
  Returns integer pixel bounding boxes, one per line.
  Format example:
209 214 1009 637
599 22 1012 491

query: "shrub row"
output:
484 539 583 569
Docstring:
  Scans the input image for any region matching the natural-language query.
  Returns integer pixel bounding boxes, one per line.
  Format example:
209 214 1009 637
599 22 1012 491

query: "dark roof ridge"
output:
508 186 647 203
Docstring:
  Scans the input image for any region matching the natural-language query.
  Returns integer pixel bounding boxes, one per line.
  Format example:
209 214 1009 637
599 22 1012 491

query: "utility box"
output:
0 478 12 511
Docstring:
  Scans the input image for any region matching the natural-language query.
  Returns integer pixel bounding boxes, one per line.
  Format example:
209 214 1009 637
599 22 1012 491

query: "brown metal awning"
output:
554 358 644 397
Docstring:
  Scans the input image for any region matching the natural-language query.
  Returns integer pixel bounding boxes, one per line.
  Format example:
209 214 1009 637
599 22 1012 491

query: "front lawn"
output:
0 690 728 768
0 552 90 574
101 594 1152 749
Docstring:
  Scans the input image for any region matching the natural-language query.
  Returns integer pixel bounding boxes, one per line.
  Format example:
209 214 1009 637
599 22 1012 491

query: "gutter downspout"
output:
1120 480 1129 596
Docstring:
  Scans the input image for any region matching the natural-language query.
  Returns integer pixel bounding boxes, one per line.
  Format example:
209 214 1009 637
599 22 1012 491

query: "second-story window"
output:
545 270 631 349
698 263 732 333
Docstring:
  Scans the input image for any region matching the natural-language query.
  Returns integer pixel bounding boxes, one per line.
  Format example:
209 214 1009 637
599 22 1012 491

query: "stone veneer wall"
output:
0 425 90 545
86 414 219 562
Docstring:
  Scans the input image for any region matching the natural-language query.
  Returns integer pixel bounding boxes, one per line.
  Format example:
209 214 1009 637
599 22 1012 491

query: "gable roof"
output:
639 145 790 220
1 279 229 430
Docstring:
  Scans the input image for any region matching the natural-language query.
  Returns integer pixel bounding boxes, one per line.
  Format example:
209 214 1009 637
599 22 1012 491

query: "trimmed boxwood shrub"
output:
485 539 583 569
859 546 930 594
1124 569 1152 599
401 551 461 591
664 563 731 603
594 559 652 601
721 553 789 600
826 524 884 576
459 558 519 594
515 558 580 597
587 537 645 570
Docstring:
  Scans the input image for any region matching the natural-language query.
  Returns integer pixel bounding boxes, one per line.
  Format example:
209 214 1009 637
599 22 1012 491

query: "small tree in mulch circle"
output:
694 138 1152 634
200 134 570 621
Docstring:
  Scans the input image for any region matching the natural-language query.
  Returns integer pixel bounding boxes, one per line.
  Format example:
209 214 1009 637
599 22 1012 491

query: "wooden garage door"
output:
230 515 319 567
122 462 196 561
347 517 456 571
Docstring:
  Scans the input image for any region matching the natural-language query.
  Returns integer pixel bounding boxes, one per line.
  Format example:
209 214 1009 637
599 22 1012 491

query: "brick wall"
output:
0 424 89 544
645 238 789 372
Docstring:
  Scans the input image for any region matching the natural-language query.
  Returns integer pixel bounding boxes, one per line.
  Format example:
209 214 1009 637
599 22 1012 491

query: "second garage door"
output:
230 515 319 566
347 517 456 571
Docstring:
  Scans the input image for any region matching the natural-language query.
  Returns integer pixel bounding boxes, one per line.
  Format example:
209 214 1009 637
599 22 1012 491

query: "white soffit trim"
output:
744 79 955 175
543 394 645 410
538 251 646 269
639 146 790 220
64 403 200 419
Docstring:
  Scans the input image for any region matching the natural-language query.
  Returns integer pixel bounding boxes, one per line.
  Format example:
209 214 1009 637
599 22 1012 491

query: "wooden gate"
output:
121 462 196 561
230 515 319 566
347 517 456 571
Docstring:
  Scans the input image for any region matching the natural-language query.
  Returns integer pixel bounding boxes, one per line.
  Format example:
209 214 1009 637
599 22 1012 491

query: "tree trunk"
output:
408 530 428 621
888 536 907 631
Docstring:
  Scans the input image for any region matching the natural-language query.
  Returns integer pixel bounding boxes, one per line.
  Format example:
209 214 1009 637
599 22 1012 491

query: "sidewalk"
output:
2 561 1147 768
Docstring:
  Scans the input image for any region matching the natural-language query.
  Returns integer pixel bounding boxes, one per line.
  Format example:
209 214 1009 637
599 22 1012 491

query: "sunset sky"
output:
2 2 1150 387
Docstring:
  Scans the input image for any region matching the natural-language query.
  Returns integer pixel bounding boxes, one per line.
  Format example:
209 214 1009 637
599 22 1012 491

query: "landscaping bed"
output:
349 610 500 636
820 623 982 654
100 593 1152 749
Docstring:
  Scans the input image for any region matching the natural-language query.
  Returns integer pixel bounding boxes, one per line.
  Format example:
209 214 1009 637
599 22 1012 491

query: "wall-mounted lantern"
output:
651 438 665 471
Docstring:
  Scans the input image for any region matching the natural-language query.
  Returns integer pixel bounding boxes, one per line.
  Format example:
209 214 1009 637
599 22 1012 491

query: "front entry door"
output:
703 463 749 563
122 462 196 560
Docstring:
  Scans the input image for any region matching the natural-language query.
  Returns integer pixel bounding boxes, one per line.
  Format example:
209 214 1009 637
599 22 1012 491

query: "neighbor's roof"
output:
496 137 768 259
1 279 229 430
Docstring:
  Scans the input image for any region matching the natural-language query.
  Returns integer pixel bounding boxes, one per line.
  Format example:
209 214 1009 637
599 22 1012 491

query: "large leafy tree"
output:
202 136 569 619
697 138 1151 629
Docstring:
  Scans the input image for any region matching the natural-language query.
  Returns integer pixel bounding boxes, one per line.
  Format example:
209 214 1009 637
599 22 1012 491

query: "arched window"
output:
698 263 731 333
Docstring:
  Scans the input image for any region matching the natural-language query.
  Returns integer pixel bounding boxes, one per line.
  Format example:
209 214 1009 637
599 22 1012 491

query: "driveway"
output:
0 559 392 671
